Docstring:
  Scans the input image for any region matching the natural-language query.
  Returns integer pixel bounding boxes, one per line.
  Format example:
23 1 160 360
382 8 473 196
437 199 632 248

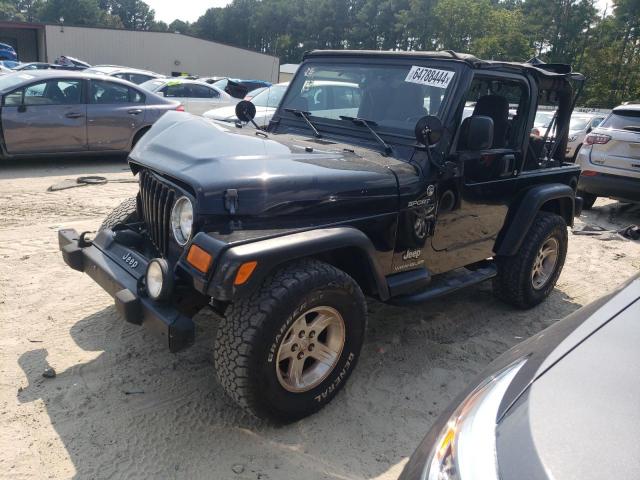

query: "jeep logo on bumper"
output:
122 252 139 269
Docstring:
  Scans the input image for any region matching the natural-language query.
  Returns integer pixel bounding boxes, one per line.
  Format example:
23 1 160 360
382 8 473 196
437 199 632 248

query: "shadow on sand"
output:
17 282 582 479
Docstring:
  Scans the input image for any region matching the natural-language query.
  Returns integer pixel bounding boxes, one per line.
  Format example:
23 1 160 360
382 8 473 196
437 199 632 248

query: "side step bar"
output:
389 265 497 306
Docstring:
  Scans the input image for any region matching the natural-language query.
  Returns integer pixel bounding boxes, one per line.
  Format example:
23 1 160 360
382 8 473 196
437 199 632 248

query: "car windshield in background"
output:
212 78 228 89
139 79 165 91
252 84 287 108
534 111 555 128
600 110 640 130
570 117 592 131
280 62 456 136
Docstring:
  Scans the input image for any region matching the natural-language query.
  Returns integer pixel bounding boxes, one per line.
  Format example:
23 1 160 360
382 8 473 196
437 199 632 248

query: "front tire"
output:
493 212 568 309
214 259 366 422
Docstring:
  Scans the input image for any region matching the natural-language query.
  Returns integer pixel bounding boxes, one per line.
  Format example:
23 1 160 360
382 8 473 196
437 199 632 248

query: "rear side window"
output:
600 110 640 130
91 80 144 104
189 84 218 99
161 84 189 98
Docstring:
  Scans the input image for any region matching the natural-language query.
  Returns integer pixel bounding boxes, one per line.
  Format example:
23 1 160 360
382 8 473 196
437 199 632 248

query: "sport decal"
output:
405 66 455 89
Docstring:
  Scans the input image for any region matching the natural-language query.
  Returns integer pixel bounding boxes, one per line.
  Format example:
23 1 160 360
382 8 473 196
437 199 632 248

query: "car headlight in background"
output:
423 359 527 480
171 196 193 245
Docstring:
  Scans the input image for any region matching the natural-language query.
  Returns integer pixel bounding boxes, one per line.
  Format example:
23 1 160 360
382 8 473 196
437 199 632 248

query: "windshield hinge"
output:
224 189 239 215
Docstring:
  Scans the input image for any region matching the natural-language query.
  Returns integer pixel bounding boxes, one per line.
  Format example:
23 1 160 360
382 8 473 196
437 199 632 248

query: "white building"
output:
279 63 299 82
0 21 280 81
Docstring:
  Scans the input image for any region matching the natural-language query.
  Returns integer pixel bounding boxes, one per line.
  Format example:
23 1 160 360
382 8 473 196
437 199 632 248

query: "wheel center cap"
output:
299 337 310 351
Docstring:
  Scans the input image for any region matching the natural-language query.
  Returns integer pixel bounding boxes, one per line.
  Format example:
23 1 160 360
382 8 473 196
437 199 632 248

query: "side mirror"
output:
459 116 493 151
157 91 165 97
415 115 443 146
235 100 256 122
586 126 592 134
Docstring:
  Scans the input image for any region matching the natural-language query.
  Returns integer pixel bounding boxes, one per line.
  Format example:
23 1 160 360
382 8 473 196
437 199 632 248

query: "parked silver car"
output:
565 112 605 161
576 104 640 208
0 70 181 158
203 82 289 127
139 78 235 115
84 65 164 85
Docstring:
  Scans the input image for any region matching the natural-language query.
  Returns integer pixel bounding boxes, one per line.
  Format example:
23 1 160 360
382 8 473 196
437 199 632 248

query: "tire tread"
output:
214 259 365 419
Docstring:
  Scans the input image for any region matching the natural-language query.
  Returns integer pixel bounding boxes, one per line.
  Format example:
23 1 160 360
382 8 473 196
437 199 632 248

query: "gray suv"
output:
576 104 640 208
0 70 181 158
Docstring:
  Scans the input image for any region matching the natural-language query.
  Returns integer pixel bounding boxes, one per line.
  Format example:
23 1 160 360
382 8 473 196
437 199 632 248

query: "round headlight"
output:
171 196 193 246
146 258 172 301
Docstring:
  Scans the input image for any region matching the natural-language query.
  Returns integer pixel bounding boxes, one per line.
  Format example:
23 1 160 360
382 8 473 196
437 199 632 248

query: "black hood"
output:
129 112 403 217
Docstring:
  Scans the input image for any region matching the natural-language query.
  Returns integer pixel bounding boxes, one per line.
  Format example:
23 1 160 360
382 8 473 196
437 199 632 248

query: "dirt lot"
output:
1 157 639 480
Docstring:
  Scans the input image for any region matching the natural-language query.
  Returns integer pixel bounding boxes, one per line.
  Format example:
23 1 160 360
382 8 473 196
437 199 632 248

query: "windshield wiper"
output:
339 116 392 155
284 108 322 138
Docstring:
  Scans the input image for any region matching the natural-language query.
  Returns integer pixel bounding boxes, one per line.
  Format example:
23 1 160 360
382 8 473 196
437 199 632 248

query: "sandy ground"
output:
1 157 639 480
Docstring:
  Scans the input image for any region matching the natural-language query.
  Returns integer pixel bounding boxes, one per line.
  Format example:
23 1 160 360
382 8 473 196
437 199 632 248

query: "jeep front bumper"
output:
58 228 195 352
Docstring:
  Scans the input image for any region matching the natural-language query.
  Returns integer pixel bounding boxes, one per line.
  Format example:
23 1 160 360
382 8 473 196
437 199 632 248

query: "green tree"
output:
0 1 24 21
39 0 104 26
169 19 191 34
104 0 155 30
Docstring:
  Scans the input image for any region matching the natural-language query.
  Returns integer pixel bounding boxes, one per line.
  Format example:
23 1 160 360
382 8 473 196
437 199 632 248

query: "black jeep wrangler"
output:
59 50 584 422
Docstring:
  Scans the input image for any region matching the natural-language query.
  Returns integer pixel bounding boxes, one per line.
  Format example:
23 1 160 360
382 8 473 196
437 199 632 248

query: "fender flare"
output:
495 183 575 257
205 227 390 301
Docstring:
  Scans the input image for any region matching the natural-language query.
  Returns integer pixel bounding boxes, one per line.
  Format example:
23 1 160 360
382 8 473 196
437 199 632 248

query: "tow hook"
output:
78 231 94 248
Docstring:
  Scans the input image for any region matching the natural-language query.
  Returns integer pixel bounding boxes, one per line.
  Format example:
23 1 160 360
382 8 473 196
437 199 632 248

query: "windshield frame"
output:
272 57 464 146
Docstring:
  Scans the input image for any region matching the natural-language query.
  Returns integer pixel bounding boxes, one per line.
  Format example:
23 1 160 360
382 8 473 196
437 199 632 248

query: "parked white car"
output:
84 65 164 85
566 112 605 161
203 82 288 127
576 104 640 209
139 78 236 115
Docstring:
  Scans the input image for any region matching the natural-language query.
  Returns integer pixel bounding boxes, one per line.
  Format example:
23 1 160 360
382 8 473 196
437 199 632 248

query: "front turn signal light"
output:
186 245 213 273
234 261 258 285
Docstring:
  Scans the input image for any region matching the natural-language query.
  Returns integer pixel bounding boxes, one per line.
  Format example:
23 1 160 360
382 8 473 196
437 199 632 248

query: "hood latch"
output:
224 189 239 215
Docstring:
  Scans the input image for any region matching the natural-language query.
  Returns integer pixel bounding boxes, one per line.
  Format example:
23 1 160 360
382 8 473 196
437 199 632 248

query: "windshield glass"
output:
600 110 640 130
252 84 287 108
569 116 592 131
139 79 165 91
213 79 228 89
534 111 555 128
280 62 456 136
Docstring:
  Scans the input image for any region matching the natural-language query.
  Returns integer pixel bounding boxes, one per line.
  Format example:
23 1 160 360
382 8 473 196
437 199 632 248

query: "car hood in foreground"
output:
400 274 640 480
497 282 640 479
129 112 404 217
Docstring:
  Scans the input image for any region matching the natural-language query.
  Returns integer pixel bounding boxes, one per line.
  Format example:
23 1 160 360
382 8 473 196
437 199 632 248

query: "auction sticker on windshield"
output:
405 66 454 89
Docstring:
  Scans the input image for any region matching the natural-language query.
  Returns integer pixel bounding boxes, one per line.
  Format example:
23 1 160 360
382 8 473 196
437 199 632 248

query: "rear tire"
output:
493 212 568 309
214 259 366 422
577 190 597 210
99 196 138 231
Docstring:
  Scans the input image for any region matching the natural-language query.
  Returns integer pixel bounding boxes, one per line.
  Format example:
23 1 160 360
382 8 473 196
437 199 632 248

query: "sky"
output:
146 0 613 25
145 0 231 24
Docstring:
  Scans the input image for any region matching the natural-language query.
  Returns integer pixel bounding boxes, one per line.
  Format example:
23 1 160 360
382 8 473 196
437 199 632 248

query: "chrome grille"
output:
139 169 176 256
